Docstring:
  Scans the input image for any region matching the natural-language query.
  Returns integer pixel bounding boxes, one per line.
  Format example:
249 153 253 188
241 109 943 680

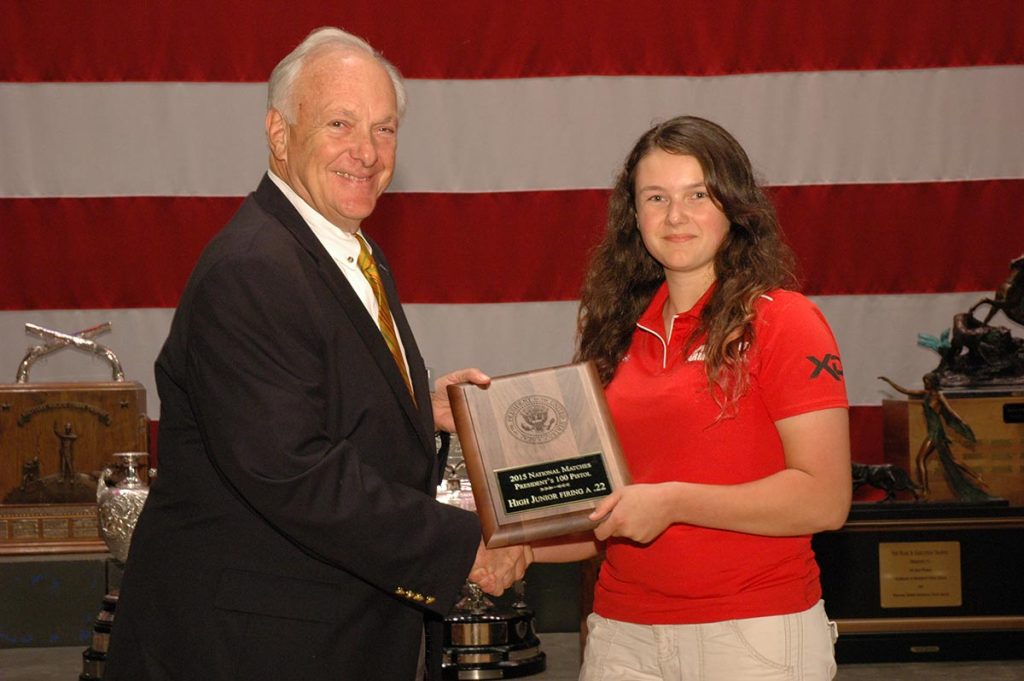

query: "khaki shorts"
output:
580 600 838 681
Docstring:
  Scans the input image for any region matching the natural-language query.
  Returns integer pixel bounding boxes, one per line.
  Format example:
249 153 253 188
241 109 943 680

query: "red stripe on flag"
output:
4 0 1023 82
1 197 236 310
2 180 1021 310
771 181 1024 296
849 405 885 466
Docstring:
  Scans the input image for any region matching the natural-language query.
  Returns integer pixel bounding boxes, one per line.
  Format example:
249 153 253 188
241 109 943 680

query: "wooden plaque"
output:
0 381 149 554
448 362 630 547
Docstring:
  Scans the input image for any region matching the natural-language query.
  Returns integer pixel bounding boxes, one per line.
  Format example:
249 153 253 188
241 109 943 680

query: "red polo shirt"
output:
595 283 848 624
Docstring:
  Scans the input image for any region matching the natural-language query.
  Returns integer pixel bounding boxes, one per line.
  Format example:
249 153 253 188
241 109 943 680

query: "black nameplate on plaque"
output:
495 453 611 515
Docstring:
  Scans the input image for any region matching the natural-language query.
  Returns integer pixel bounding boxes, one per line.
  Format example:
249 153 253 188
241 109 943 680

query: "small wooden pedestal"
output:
882 391 1024 504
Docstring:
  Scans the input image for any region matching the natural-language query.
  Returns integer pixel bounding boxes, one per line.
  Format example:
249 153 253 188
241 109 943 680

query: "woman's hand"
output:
589 483 680 544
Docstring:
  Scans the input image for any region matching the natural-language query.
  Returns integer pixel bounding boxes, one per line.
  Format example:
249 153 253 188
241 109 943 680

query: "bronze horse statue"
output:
940 254 1024 384
969 253 1024 326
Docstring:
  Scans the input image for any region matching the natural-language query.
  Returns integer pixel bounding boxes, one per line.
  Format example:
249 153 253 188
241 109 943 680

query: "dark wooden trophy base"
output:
813 503 1024 663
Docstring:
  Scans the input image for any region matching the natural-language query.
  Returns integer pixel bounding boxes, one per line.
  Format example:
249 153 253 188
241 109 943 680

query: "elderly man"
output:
103 27 529 681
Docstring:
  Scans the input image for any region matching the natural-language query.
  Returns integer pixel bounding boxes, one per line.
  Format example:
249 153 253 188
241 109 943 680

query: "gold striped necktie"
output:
354 233 415 401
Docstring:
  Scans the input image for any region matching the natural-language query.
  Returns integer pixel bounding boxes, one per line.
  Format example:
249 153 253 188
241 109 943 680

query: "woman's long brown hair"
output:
575 116 797 410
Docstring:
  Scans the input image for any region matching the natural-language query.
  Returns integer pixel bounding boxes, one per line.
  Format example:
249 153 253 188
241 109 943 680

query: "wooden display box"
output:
814 504 1024 663
883 392 1024 504
0 382 148 554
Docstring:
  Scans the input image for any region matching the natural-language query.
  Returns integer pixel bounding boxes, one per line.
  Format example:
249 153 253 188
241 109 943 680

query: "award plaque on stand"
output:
448 362 630 547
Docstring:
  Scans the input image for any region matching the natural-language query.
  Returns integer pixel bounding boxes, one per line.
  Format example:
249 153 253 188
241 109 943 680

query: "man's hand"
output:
468 540 533 596
432 368 490 432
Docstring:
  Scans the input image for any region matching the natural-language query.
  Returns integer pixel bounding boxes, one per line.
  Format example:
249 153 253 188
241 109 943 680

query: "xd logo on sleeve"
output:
807 354 843 380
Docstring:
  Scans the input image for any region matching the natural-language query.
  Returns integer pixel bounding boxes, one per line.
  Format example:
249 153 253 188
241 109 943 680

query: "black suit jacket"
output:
104 175 481 681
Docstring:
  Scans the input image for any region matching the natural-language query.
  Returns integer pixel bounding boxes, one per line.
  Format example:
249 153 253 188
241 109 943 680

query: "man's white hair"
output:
267 26 407 122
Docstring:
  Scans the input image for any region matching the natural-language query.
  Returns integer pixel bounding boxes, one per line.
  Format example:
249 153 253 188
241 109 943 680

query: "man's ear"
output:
266 108 288 161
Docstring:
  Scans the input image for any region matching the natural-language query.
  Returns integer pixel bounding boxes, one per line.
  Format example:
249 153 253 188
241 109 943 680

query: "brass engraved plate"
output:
41 518 68 538
879 541 962 608
0 503 108 553
71 515 99 538
12 519 39 539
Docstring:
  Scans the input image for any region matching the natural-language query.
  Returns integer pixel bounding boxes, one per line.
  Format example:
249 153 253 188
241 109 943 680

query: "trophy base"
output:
814 504 1024 663
443 609 546 679
79 589 118 681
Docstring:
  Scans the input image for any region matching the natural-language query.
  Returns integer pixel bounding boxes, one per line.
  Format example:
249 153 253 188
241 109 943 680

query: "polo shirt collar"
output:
637 281 717 333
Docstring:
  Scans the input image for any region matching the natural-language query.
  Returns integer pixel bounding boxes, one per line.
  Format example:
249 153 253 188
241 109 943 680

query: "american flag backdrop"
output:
2 0 1023 464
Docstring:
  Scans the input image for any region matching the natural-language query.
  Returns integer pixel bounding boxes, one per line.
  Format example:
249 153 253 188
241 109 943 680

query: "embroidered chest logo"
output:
686 345 706 362
807 353 843 380
504 395 570 444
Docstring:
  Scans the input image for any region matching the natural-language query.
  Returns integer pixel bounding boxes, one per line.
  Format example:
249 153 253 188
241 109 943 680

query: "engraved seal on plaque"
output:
503 395 569 444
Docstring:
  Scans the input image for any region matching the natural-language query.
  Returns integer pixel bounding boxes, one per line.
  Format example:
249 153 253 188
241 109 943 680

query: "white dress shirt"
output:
267 171 411 374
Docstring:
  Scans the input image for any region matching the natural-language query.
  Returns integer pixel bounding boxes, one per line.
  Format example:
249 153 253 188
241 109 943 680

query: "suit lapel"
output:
252 175 435 455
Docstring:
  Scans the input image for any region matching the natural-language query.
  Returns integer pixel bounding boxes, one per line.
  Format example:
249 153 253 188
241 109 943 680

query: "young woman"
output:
535 116 851 681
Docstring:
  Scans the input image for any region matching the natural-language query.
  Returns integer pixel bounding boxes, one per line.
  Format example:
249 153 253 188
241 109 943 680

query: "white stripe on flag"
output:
0 292 986 416
3 66 1023 198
